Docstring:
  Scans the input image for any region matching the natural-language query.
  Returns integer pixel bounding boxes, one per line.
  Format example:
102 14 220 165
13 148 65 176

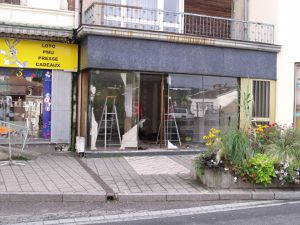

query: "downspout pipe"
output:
244 0 248 21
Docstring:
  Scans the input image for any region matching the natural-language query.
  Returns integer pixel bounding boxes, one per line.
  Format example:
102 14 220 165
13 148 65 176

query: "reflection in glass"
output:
164 0 179 23
169 74 238 145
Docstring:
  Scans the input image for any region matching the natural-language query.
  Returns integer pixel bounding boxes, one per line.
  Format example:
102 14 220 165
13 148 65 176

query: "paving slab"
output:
2 150 300 203
0 152 108 203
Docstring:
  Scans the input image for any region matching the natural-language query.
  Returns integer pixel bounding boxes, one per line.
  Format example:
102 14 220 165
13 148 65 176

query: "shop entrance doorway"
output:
139 74 168 149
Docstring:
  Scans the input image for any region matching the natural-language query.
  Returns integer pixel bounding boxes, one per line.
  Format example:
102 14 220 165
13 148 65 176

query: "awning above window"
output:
0 22 74 42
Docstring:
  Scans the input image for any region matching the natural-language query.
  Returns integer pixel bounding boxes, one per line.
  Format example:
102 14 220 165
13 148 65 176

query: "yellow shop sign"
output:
0 38 78 71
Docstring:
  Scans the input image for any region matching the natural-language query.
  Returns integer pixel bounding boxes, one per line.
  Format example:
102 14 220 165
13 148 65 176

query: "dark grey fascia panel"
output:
81 35 277 80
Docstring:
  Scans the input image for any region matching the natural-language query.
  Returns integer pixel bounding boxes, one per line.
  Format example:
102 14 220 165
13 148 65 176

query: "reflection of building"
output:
0 0 78 143
187 86 238 119
77 0 278 150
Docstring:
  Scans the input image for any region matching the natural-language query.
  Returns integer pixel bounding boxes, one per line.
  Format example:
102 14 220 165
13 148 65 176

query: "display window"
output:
0 68 52 140
88 70 239 150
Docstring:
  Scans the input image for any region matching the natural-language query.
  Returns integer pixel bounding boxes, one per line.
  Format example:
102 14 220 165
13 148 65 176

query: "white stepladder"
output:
164 111 181 147
97 96 121 150
156 107 181 147
0 120 29 166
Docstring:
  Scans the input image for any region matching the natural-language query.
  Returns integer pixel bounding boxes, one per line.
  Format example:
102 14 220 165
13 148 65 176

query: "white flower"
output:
284 162 289 169
210 160 214 163
284 172 288 176
224 168 229 171
297 172 300 176
281 170 285 174
233 177 237 183
275 170 279 174
279 177 283 181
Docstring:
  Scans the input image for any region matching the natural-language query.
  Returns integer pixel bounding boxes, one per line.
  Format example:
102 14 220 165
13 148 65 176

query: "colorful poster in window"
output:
42 71 52 139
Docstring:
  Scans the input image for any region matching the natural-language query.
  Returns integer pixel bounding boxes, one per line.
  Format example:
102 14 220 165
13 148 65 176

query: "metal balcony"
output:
84 2 274 45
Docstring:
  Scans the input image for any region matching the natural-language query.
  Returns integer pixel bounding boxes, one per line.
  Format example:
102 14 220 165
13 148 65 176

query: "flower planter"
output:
191 166 300 189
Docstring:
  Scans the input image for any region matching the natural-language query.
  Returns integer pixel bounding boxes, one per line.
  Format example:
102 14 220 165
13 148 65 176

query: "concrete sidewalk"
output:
0 150 299 203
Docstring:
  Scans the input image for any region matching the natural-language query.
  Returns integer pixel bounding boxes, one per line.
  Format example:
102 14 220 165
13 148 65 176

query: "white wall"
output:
26 0 67 10
249 0 300 125
51 71 72 143
275 1 300 125
0 0 78 29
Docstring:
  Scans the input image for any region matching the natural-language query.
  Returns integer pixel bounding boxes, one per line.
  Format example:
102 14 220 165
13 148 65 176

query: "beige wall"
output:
248 0 300 126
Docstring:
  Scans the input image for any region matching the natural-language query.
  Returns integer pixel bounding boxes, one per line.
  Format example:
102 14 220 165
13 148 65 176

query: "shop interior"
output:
88 70 239 150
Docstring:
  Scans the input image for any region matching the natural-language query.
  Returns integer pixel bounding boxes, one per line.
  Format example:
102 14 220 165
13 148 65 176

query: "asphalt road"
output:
0 200 245 224
101 201 300 225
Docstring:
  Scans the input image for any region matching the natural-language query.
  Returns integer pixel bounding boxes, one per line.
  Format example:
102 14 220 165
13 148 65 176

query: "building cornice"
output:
77 25 281 53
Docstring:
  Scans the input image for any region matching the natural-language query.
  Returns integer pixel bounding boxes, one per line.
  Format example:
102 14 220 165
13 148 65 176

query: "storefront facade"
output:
78 35 278 150
0 37 78 143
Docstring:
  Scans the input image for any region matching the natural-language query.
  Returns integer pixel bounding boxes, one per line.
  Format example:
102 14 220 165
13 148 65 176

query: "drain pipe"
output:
244 0 248 21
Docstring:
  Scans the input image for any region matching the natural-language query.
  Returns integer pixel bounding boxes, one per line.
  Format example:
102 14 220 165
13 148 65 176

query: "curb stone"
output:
0 192 106 203
117 193 167 202
252 190 275 200
62 193 106 202
85 150 204 158
166 192 219 201
0 192 9 202
217 190 252 200
1 190 300 203
274 191 300 200
10 192 62 202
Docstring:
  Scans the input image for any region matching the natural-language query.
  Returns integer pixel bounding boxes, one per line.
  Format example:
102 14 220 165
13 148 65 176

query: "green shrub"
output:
220 129 252 166
239 154 275 186
264 126 300 164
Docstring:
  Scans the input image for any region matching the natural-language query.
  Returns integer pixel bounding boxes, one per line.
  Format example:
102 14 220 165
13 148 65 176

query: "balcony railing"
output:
84 2 274 44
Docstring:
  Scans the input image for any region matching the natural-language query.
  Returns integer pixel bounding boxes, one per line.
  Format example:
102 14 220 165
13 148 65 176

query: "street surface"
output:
0 200 253 224
2 200 299 225
95 201 300 225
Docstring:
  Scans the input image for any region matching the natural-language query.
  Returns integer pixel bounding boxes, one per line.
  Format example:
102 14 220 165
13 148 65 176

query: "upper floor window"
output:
0 0 20 5
164 0 180 23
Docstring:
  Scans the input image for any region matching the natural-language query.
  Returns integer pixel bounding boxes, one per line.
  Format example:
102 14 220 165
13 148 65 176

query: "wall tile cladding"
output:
82 35 276 80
